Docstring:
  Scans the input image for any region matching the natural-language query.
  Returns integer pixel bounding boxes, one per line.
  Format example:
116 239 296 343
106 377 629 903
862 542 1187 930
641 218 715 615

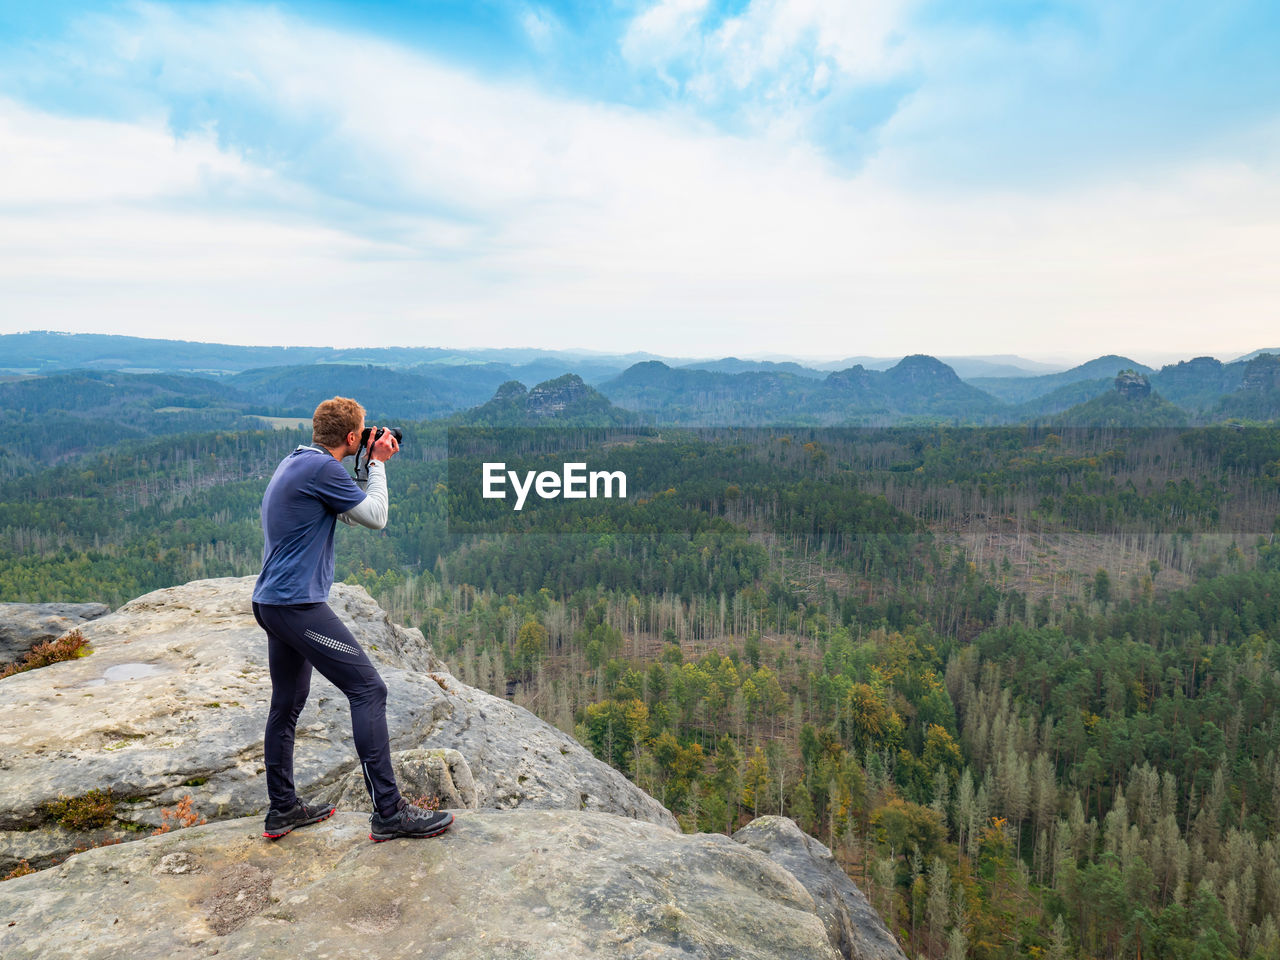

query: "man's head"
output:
312 396 365 455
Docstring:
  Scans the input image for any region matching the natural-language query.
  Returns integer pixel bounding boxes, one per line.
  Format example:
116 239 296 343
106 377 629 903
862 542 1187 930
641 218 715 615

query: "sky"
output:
0 1 1277 363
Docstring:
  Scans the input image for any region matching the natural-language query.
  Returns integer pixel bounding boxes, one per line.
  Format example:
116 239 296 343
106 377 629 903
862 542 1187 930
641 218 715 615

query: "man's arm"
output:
338 460 388 529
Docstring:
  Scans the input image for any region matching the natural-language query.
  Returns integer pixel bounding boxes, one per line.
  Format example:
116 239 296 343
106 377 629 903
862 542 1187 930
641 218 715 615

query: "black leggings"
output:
252 601 402 817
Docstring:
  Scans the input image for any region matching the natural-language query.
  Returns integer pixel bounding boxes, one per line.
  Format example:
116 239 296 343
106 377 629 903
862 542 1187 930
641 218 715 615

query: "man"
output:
251 396 454 842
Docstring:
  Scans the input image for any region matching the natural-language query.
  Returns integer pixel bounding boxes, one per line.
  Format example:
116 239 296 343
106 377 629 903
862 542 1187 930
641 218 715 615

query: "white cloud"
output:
623 0 915 104
621 0 712 73
521 5 558 52
712 0 913 86
0 100 258 205
0 4 1277 359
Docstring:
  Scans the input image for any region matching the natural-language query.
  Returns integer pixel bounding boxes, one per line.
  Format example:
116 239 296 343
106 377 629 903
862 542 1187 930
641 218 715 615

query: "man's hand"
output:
367 426 400 463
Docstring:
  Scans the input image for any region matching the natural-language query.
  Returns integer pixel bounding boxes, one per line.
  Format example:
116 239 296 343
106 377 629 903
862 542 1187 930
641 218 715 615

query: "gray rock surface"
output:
733 816 908 960
1114 370 1152 399
0 809 843 960
319 748 478 813
0 577 676 871
0 601 110 665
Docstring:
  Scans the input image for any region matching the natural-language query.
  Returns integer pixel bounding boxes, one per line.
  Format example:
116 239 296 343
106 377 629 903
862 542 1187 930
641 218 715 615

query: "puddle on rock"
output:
83 662 169 686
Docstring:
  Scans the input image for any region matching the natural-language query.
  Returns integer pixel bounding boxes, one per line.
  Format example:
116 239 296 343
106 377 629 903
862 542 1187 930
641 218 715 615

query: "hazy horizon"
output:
5 328 1272 374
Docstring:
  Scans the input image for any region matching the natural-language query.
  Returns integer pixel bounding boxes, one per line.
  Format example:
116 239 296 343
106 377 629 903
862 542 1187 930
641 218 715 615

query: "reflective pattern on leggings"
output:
252 601 402 817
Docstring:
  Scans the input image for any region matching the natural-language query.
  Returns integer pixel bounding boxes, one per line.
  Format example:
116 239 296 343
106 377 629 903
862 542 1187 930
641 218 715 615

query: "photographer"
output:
251 396 453 842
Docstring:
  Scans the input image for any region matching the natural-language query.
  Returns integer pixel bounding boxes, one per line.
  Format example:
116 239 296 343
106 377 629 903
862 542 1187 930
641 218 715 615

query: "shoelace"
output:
370 803 432 824
404 804 435 825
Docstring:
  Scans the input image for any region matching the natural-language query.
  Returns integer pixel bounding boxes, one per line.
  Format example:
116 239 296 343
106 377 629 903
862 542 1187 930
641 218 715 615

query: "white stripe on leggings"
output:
364 761 381 812
303 628 359 657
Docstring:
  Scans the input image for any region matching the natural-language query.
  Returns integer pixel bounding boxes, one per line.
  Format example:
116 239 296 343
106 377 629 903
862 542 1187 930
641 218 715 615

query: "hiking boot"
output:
369 799 454 842
262 799 336 839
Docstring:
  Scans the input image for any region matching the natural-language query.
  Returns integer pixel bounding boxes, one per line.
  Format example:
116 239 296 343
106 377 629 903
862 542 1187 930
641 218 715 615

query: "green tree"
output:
1093 568 1111 609
515 617 548 682
584 698 649 775
650 730 705 810
871 797 946 860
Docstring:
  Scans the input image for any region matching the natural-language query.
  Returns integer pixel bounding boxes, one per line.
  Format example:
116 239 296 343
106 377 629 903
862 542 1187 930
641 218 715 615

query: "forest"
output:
1 403 1279 959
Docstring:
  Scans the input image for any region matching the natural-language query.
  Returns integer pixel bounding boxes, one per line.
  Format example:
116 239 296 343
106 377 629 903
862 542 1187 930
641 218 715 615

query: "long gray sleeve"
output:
338 460 388 529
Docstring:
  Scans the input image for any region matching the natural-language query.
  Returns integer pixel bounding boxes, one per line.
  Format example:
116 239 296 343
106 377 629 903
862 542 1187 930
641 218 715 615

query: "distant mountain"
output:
1048 373 1187 427
1148 356 1247 411
808 356 900 372
812 354 1061 378
1230 348 1280 363
0 331 657 382
1213 353 1280 420
0 331 332 375
407 355 649 386
986 353 1273 422
225 364 491 421
402 361 523 395
454 375 642 426
0 368 245 415
935 355 1063 378
1012 378 1112 419
879 355 1000 411
600 355 1002 425
677 358 825 379
970 355 1151 404
600 362 832 424
469 359 635 386
872 355 1000 416
7 333 1269 430
0 369 268 466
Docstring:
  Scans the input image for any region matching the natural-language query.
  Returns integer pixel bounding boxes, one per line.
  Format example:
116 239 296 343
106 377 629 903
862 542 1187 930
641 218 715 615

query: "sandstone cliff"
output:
0 806 905 960
0 577 905 960
0 576 674 873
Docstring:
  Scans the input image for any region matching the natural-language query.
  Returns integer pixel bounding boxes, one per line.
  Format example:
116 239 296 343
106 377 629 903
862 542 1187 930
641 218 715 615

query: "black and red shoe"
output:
369 799 454 842
263 800 336 839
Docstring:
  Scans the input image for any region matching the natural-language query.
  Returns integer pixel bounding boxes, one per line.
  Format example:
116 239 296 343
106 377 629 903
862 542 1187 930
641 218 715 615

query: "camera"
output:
360 426 403 449
353 426 403 482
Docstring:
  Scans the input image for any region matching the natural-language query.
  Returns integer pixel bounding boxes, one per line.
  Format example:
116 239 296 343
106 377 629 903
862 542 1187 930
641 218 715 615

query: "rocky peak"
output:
526 373 591 416
1114 370 1152 399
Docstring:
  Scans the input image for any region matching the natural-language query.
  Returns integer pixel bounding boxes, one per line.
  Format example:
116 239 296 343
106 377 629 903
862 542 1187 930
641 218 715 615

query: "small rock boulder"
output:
318 748 478 813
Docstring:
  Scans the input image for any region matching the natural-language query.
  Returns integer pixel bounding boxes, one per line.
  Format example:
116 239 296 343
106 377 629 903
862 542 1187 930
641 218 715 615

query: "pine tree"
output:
1045 913 1070 960
956 767 976 858
926 855 950 955
1032 751 1057 839
872 855 898 925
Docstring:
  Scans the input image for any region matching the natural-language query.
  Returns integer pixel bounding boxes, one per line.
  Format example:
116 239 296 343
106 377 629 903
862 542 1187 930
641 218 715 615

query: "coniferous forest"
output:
2 349 1280 960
